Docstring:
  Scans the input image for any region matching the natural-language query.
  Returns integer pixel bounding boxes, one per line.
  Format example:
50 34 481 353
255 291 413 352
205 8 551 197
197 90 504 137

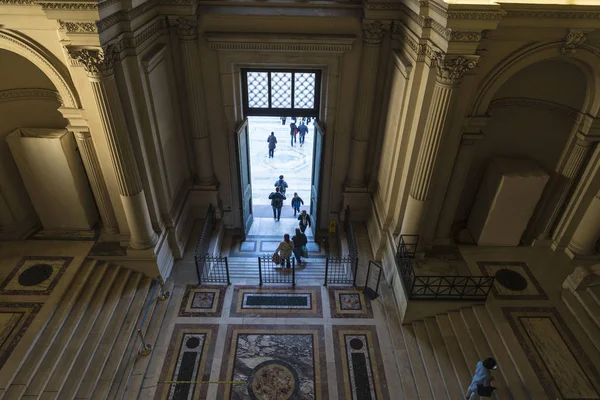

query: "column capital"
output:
434 54 479 86
67 46 119 78
170 17 198 41
362 20 389 46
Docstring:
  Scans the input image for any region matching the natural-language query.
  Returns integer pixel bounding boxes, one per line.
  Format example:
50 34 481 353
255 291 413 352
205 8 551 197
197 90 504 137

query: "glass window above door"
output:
242 69 321 117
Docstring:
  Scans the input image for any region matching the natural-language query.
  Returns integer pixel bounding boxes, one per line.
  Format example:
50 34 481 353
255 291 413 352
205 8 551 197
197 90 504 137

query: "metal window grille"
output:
270 72 292 108
246 72 269 108
294 72 315 109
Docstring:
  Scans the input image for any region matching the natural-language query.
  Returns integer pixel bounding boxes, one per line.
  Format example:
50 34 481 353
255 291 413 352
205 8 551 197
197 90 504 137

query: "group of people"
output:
267 116 312 158
268 175 313 267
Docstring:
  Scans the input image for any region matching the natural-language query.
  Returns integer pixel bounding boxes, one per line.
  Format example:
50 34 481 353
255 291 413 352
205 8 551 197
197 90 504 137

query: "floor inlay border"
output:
178 285 227 317
332 325 389 400
0 256 73 296
327 287 373 319
478 261 548 300
0 302 43 369
154 324 219 400
229 285 322 318
217 324 327 400
502 307 600 400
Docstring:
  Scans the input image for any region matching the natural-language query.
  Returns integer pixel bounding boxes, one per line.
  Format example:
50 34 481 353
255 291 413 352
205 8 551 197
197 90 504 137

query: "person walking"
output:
274 175 288 196
465 358 498 399
267 132 277 158
298 121 308 146
298 209 312 233
275 234 294 268
268 187 286 221
292 228 308 265
289 120 297 146
291 192 304 216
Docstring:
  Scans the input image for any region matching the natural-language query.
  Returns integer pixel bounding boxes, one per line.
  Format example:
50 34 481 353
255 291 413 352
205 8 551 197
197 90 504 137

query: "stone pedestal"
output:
467 157 549 246
6 128 98 230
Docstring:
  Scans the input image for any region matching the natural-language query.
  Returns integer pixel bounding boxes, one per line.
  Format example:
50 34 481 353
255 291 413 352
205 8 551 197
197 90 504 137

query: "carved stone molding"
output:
58 20 98 34
118 17 168 51
0 88 61 103
434 55 479 85
505 10 600 20
391 23 438 64
362 20 388 46
447 11 504 20
66 46 119 78
206 33 355 54
37 1 98 11
489 97 583 122
0 0 36 4
560 30 588 55
418 0 448 19
449 31 483 42
170 17 198 42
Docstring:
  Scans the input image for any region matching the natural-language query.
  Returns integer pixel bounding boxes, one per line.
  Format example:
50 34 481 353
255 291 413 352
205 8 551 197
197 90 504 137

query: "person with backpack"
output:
274 175 288 196
268 187 286 221
275 234 294 268
298 121 308 146
465 358 498 399
298 210 311 233
292 228 308 265
291 192 304 216
267 132 277 158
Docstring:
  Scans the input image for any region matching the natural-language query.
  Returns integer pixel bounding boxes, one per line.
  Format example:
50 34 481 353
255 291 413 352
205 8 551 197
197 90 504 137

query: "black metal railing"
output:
196 255 230 286
324 256 358 286
258 255 296 287
194 203 216 257
363 261 383 299
395 234 494 301
344 206 358 259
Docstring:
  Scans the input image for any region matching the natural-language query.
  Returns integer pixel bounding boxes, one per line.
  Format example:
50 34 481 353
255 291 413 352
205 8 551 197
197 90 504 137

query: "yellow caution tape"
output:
159 380 246 385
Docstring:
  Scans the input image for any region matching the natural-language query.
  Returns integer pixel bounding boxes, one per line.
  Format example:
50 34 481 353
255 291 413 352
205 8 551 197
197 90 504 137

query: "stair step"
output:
90 277 152 400
460 308 513 400
123 280 176 400
563 290 600 353
402 324 433 399
75 273 143 399
57 268 133 400
588 285 600 307
1 261 98 399
424 318 463 399
574 289 600 328
413 321 448 399
108 279 161 399
35 264 121 398
435 315 471 396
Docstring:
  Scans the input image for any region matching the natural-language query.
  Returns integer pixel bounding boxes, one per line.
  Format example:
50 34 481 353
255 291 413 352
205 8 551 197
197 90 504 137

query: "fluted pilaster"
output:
567 189 600 256
68 46 157 249
346 20 388 188
171 17 216 186
537 137 591 239
74 131 119 233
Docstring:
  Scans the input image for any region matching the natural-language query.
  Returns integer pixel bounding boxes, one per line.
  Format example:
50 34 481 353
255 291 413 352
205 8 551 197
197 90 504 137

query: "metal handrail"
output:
112 279 159 399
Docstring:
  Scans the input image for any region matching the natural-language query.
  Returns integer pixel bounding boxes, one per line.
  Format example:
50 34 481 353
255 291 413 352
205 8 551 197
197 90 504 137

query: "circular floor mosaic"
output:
18 264 53 287
248 360 299 400
494 269 528 291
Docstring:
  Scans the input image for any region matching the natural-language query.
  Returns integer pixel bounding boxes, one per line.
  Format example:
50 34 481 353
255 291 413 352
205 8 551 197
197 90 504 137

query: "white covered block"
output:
467 157 549 246
6 128 98 230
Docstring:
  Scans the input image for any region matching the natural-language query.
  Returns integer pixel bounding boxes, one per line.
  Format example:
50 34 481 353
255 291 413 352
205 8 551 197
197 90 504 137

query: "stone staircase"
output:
393 304 547 399
562 284 600 353
0 259 173 400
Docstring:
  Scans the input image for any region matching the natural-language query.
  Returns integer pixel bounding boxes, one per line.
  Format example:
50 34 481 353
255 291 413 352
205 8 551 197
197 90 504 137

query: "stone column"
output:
567 188 600 257
434 132 483 243
171 17 216 186
73 130 119 234
535 134 592 241
401 55 479 240
68 47 157 249
345 20 387 188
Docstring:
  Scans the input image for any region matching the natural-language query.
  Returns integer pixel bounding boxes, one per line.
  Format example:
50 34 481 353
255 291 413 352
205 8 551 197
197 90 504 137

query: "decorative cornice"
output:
96 11 127 33
0 88 62 103
434 54 479 85
489 97 583 122
66 46 119 77
447 11 504 20
170 17 198 41
119 17 168 50
36 0 98 11
560 30 587 55
505 10 600 20
391 22 438 64
58 20 98 34
449 31 482 42
206 33 355 54
0 0 36 4
362 20 389 46
418 0 448 19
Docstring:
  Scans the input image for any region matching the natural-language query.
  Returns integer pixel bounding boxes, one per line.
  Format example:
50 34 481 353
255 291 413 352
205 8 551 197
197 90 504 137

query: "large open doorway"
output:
235 69 325 242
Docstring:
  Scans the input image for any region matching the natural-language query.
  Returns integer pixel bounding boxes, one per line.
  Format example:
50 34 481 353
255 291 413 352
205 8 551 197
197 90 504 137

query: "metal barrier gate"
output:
258 255 296 287
324 256 357 286
195 255 230 285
